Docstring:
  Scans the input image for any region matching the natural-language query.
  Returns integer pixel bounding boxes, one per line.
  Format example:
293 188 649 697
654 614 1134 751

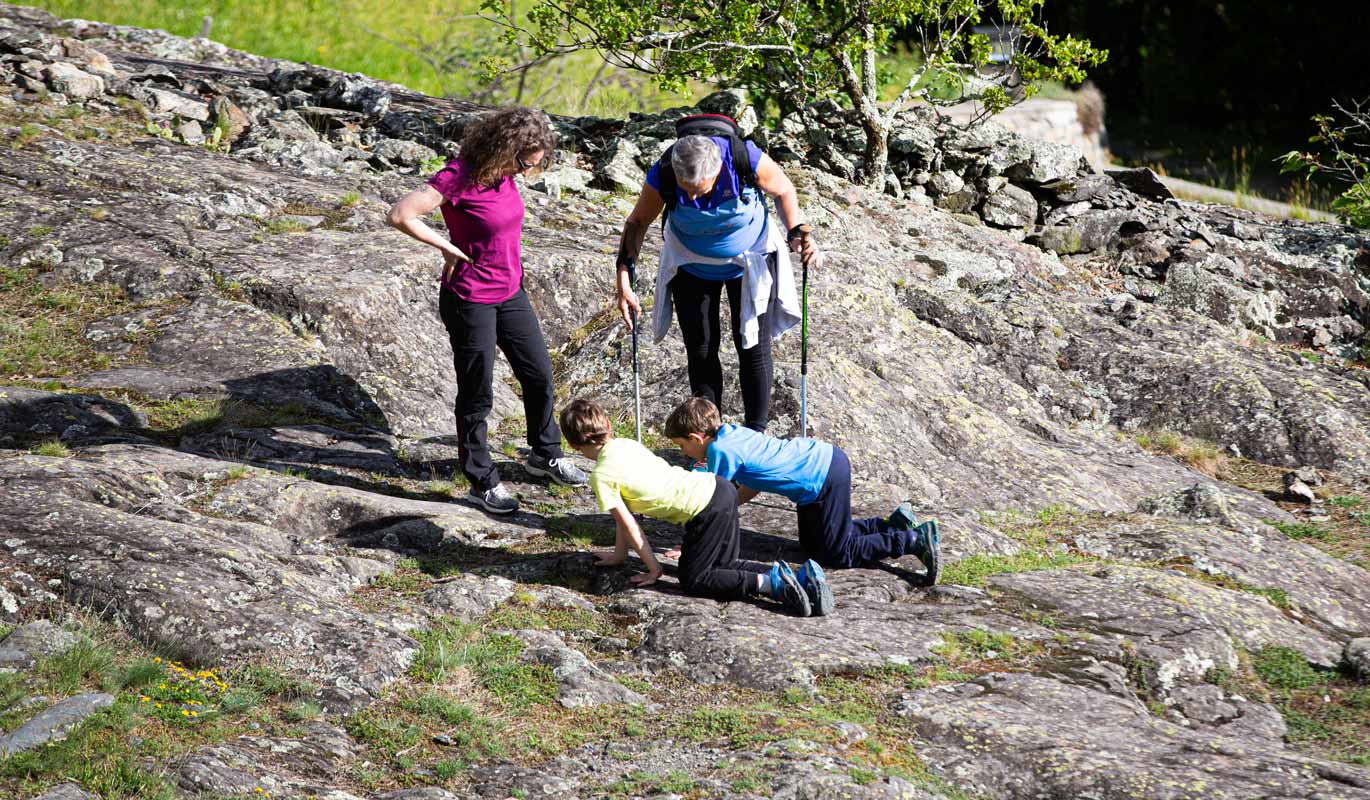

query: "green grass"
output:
29 439 72 457
1331 496 1364 508
232 663 316 701
678 706 763 745
944 506 1104 586
398 691 506 766
23 0 692 116
603 771 696 797
137 397 336 437
260 216 308 235
941 550 1090 587
0 266 141 379
282 700 323 722
1244 647 1370 765
408 617 557 710
1134 430 1225 476
12 123 43 148
1252 647 1328 691
932 629 1039 665
1271 521 1331 541
0 618 298 800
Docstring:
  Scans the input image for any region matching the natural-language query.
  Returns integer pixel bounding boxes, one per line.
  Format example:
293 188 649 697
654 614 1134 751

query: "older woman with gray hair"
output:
614 125 820 432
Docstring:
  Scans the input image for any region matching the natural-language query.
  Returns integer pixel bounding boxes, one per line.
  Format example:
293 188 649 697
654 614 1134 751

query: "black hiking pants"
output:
439 287 564 492
669 259 775 432
678 477 770 600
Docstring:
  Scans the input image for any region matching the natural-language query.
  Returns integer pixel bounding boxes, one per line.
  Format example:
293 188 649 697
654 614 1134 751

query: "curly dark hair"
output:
460 106 557 188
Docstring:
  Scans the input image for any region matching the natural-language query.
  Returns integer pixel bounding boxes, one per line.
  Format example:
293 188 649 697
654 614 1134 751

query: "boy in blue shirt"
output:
664 398 940 592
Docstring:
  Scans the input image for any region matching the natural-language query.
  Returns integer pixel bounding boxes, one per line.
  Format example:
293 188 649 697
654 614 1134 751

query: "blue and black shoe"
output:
911 520 941 586
766 561 812 618
794 559 835 616
888 502 919 531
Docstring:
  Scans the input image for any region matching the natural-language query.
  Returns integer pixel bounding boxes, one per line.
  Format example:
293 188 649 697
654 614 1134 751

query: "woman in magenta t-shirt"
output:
387 106 586 515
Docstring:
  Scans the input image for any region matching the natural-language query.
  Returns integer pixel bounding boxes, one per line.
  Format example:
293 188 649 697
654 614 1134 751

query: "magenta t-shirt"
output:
426 158 524 304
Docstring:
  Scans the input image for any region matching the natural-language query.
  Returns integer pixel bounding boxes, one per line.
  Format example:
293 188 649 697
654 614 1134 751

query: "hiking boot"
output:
467 483 519 515
766 561 812 618
911 520 940 586
888 502 919 531
525 455 588 487
795 559 835 616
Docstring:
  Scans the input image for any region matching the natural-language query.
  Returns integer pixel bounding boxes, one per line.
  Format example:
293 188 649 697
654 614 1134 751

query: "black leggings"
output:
439 287 563 492
669 262 774 431
678 477 771 600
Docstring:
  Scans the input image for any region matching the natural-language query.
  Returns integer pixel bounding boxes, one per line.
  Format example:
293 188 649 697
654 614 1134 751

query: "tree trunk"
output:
861 116 889 189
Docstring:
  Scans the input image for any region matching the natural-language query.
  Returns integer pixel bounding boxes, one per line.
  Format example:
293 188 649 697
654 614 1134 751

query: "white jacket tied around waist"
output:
651 216 803 349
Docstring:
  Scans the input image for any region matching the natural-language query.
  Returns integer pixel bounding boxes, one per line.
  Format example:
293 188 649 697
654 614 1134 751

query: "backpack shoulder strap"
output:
730 135 756 190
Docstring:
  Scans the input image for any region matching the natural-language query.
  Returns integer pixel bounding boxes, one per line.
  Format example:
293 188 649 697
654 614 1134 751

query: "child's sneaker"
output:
910 520 940 586
766 561 812 617
794 559 835 616
888 502 919 530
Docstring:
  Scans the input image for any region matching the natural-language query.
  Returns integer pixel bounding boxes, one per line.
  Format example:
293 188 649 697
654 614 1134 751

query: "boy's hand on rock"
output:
663 547 682 561
630 567 662 587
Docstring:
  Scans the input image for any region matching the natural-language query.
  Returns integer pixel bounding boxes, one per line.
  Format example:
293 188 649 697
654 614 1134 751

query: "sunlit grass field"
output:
13 0 693 116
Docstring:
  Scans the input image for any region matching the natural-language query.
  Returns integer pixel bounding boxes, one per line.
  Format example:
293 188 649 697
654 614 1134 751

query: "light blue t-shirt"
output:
646 137 767 280
706 423 835 506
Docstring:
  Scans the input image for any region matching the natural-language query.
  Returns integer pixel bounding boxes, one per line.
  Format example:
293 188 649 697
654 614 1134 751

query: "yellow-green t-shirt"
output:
590 438 716 524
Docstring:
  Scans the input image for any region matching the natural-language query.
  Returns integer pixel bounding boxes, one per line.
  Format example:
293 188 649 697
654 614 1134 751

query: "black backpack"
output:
656 114 759 221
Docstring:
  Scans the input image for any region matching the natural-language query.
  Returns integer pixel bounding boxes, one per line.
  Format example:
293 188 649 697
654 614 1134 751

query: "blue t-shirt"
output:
647 137 767 279
706 423 835 506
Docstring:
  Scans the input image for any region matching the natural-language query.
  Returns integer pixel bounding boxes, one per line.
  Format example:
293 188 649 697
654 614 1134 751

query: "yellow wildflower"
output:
181 709 190 716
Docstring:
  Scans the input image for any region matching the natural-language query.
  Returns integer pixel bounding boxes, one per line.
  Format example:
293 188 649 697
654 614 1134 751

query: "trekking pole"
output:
628 263 642 443
799 254 809 438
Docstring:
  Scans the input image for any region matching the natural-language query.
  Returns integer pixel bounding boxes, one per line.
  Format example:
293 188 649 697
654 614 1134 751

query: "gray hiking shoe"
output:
525 455 588 487
468 483 519 515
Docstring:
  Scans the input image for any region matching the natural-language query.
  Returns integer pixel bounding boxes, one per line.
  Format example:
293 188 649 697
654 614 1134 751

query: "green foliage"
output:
0 266 136 378
42 639 114 696
604 770 696 797
408 618 557 709
1272 521 1330 541
233 663 317 701
1251 647 1327 691
134 659 227 723
932 629 1034 664
491 0 1104 181
283 700 323 722
679 706 760 744
1281 98 1370 228
30 440 72 458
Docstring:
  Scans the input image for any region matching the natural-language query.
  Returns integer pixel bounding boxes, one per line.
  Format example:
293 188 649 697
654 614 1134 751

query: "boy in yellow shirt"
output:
558 398 829 616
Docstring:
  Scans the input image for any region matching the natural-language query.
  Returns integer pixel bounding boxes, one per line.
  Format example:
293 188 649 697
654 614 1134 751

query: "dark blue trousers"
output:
796 447 913 568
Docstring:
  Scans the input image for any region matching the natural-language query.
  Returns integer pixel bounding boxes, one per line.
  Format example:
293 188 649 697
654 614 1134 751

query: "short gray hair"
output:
670 135 723 185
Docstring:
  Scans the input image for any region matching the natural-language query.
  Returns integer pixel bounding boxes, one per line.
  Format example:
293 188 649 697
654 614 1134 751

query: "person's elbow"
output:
384 203 408 230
